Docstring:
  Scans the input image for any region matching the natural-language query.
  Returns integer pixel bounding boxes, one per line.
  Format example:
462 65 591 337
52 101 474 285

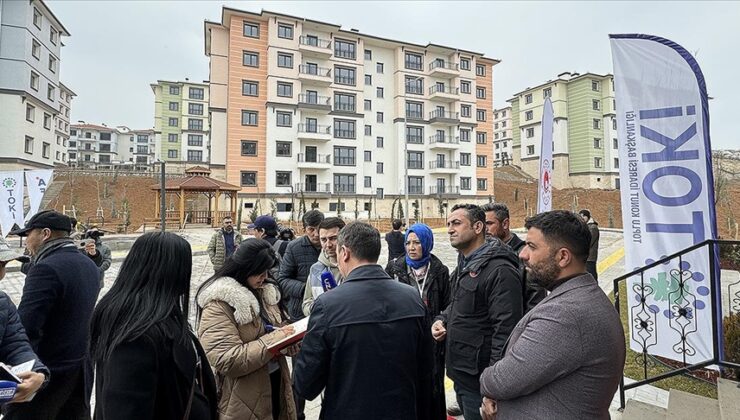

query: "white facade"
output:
69 124 156 170
493 107 512 167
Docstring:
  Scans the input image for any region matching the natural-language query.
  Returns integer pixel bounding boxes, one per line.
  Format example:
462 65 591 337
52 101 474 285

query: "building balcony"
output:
295 182 332 194
297 124 332 141
298 94 331 112
429 134 460 149
297 153 332 169
299 36 332 58
429 160 460 173
428 85 459 102
429 186 460 195
428 60 459 78
299 65 332 86
429 110 460 125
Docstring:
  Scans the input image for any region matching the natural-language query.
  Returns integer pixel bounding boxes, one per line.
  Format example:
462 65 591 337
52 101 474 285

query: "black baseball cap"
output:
247 215 278 231
10 210 72 237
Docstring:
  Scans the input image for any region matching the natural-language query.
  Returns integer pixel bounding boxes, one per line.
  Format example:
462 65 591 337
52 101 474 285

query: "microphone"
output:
0 380 18 403
320 270 337 292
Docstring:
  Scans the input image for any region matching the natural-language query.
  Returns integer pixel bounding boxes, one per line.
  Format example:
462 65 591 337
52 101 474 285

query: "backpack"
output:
269 239 287 280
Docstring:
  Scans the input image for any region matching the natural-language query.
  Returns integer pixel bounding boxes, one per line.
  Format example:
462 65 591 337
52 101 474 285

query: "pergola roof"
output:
150 175 240 192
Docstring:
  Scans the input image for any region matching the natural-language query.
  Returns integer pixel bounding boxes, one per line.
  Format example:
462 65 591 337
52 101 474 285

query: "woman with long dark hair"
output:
90 231 218 420
388 223 451 420
196 238 297 420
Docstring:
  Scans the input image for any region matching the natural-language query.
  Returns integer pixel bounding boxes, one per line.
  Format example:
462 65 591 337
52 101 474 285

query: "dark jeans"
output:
291 357 305 420
586 261 598 281
454 383 482 420
3 366 91 420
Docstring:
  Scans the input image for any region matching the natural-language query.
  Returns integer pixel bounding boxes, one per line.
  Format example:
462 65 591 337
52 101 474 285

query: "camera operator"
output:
82 227 111 289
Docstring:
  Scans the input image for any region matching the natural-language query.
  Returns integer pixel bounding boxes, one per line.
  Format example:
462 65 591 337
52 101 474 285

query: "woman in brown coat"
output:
197 239 297 420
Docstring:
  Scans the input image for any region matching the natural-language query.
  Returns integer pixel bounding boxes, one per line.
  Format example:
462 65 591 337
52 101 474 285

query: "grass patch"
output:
612 282 717 399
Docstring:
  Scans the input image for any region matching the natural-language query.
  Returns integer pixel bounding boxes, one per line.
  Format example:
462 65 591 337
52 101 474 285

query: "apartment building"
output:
151 80 210 172
204 7 499 215
0 0 71 170
118 127 157 170
493 106 512 167
55 83 75 166
68 124 156 170
509 72 619 189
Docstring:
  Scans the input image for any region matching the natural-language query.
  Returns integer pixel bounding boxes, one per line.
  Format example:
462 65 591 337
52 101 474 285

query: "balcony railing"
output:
333 157 356 166
334 76 356 85
298 94 331 106
295 182 331 193
407 161 424 170
297 123 331 134
429 60 459 71
429 160 460 169
405 85 424 95
429 85 459 95
429 110 459 120
405 111 424 120
299 65 331 77
299 36 331 49
333 129 355 139
333 184 356 194
429 134 460 145
297 153 331 164
406 135 424 144
430 186 460 195
333 102 356 113
408 187 424 195
404 61 423 71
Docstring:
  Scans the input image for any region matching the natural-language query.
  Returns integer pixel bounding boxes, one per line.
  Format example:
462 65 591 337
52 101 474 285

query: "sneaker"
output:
447 402 463 416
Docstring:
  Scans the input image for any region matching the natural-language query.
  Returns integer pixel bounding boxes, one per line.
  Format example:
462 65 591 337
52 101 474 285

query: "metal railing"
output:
407 161 424 170
333 102 356 112
297 123 331 134
299 36 331 49
295 183 331 193
333 184 356 194
298 94 331 106
429 85 459 95
429 134 460 145
297 153 331 164
405 85 424 95
429 160 460 169
405 111 424 120
334 75 356 85
406 135 424 144
299 65 331 77
430 186 460 195
429 110 460 120
614 239 740 409
429 60 459 71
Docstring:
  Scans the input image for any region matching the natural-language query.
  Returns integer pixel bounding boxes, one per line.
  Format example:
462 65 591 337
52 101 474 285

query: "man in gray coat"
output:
479 210 624 420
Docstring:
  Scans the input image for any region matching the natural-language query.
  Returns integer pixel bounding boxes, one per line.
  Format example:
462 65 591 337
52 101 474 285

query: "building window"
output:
243 21 259 38
334 174 355 193
407 151 424 169
363 99 371 111
169 101 179 111
364 125 372 136
614 158 619 168
460 81 471 94
408 176 424 194
405 52 423 70
187 134 203 146
460 58 470 70
243 51 259 67
526 128 535 138
187 150 203 162
476 65 485 76
543 87 552 98
334 66 356 85
276 141 292 156
594 157 602 168
189 87 204 100
613 138 619 149
376 162 384 174
364 176 372 188
406 126 423 144
277 52 293 68
376 87 384 98
376 112 384 123
527 145 535 155
168 133 178 142
334 93 356 112
376 63 384 73
461 105 471 118
169 85 180 95
364 49 372 60
364 150 372 162
593 119 601 129
376 136 384 148
242 110 258 126
476 87 486 99
476 131 487 144
168 149 178 159
276 171 292 186
30 72 39 91
333 119 355 139
24 136 34 154
594 138 602 149
524 93 533 104
365 74 372 85
241 171 257 186
278 24 293 39
612 118 617 130
188 103 204 115
277 82 293 97
26 104 35 122
32 40 41 59
592 80 600 91
50 28 58 45
334 39 356 60
460 177 471 190
460 129 470 142
593 99 600 111
477 178 488 191
241 140 257 156
477 155 487 167
33 8 42 28
525 110 533 121
242 80 258 96
43 113 51 129
460 153 471 166
476 109 486 122
169 117 178 127
276 111 292 127
47 85 55 101
406 102 423 119
334 146 356 166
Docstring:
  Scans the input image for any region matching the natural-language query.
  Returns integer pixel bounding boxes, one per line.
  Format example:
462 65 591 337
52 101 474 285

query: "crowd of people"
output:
0 203 620 420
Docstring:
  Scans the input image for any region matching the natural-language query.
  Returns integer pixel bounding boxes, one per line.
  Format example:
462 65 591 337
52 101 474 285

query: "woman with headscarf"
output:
388 223 450 420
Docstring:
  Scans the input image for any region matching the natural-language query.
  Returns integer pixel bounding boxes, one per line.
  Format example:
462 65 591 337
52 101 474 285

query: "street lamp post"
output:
157 160 166 232
403 75 424 229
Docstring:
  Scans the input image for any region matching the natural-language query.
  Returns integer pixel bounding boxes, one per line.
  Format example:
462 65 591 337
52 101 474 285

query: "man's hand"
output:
481 397 497 420
85 242 97 256
431 320 447 342
11 371 45 402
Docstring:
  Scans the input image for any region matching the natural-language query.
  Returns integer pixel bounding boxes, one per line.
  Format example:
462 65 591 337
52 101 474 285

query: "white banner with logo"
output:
611 34 718 364
537 97 555 213
0 172 26 238
25 169 53 222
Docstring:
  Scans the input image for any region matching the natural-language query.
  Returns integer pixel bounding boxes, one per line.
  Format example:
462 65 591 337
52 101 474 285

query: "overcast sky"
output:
50 0 739 149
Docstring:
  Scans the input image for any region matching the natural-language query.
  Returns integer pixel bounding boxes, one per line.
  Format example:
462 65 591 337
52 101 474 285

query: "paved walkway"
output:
1 227 662 418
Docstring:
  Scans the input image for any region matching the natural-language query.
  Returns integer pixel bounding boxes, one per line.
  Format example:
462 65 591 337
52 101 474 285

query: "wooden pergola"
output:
150 166 240 228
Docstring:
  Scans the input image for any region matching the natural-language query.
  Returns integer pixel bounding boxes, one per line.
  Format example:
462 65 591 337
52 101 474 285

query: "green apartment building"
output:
509 72 619 189
151 80 210 171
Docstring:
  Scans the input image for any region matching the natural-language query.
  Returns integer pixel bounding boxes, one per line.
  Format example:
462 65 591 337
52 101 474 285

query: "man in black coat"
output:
294 222 433 420
5 210 100 420
432 204 524 420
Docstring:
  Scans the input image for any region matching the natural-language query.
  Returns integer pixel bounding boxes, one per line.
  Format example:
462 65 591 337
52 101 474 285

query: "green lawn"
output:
612 282 717 399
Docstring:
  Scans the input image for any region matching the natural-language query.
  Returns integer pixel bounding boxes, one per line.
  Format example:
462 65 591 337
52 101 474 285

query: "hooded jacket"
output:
435 239 524 392
302 250 343 316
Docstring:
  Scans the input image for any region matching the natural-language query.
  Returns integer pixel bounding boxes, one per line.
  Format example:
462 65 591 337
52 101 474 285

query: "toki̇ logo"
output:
3 177 18 218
